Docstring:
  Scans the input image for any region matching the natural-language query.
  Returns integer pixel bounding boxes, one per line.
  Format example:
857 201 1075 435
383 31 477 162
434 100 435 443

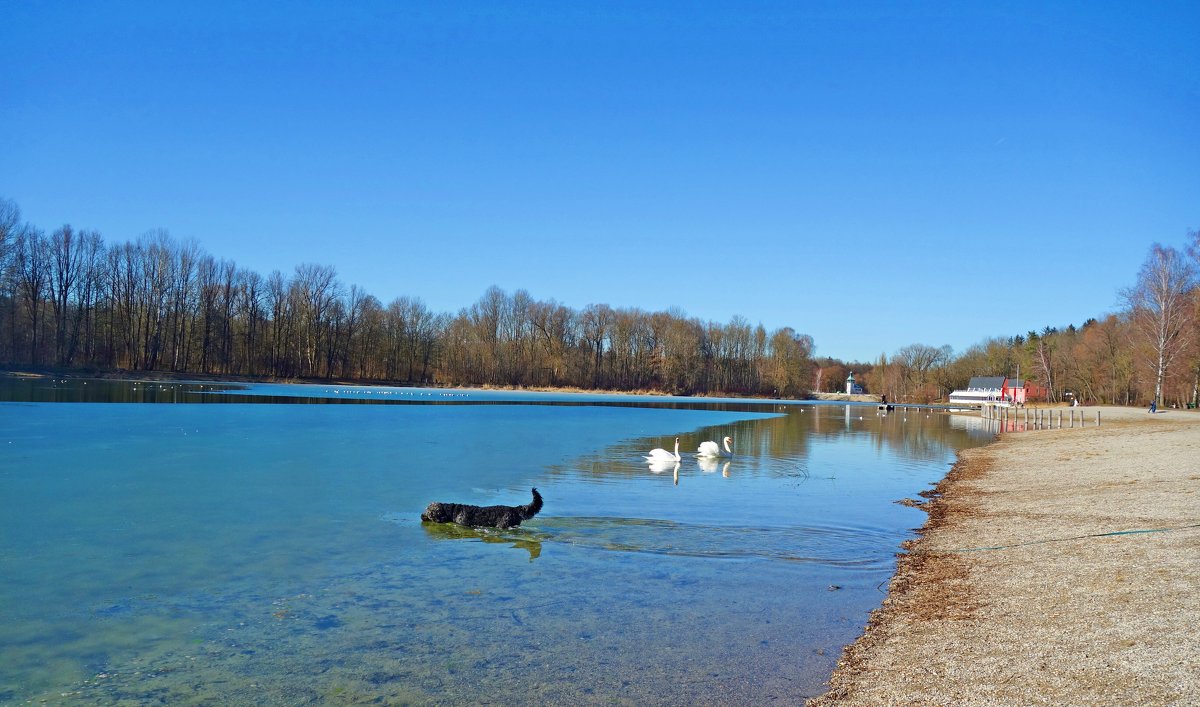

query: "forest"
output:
2 197 1198 407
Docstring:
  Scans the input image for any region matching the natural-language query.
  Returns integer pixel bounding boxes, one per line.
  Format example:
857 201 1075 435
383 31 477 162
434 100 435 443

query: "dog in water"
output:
421 488 543 529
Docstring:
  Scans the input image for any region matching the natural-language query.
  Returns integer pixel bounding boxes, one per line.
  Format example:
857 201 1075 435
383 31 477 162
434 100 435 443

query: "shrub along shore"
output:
808 406 1200 705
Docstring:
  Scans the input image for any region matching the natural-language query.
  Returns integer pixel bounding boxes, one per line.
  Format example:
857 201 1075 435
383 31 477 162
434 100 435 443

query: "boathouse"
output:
948 376 1032 405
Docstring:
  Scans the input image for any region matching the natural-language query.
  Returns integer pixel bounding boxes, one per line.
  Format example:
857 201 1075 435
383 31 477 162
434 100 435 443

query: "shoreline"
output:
808 406 1200 705
1 366 887 403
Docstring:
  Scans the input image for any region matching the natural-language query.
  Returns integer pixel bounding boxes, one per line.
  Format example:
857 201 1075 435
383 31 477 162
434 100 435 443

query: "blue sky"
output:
3 1 1197 362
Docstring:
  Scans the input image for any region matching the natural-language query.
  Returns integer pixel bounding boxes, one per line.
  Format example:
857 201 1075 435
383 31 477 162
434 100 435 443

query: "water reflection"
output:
646 458 679 475
419 520 542 560
697 456 732 476
0 375 894 417
1 375 994 704
529 403 983 494
520 516 901 569
0 375 246 403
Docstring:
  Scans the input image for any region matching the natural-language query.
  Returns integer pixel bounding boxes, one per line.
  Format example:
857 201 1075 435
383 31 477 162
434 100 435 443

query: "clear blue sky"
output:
4 1 1197 362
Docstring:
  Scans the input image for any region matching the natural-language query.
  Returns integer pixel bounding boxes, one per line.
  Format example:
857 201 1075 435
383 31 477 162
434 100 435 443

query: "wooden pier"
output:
981 403 1101 432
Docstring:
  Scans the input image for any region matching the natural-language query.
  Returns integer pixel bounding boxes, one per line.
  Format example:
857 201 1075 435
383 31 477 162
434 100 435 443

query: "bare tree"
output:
167 239 200 371
291 263 341 377
384 296 420 380
57 228 103 365
893 342 951 402
14 228 50 364
266 270 293 377
0 198 25 359
46 225 88 364
580 303 613 388
235 269 265 375
1122 244 1196 406
1026 328 1061 403
1187 229 1200 407
139 233 173 370
722 315 756 393
0 197 18 255
196 255 220 373
530 298 575 386
764 327 814 398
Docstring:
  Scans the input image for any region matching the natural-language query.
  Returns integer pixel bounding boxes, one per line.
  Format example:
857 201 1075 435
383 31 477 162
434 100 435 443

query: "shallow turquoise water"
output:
0 379 989 704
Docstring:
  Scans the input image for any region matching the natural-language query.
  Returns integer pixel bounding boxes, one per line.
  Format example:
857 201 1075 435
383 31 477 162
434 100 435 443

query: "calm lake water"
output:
0 377 991 705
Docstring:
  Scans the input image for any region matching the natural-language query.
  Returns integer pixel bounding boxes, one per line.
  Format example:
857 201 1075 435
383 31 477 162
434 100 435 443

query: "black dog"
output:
421 488 543 529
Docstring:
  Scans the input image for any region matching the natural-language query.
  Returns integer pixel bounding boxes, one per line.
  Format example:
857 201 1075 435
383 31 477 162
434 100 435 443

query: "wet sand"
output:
809 406 1200 706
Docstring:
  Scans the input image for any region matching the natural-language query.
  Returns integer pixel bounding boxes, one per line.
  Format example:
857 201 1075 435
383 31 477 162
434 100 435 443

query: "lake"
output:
0 377 991 705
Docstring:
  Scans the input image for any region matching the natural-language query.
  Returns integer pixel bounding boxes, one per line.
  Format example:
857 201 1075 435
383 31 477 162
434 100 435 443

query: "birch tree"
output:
1122 244 1195 406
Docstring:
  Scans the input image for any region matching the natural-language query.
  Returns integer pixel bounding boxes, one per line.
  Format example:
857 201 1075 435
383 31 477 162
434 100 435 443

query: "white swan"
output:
645 436 681 463
697 436 733 458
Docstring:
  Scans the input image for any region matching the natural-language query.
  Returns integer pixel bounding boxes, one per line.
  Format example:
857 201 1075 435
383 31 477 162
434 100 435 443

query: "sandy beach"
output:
809 406 1200 706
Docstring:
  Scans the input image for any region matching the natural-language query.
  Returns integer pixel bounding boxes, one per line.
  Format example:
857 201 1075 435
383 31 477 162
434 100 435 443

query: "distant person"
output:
1149 400 1157 413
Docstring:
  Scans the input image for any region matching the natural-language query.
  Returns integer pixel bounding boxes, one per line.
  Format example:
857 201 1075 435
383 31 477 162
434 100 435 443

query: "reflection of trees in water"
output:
0 377 247 403
808 405 988 462
729 414 813 475
870 408 989 461
550 404 988 481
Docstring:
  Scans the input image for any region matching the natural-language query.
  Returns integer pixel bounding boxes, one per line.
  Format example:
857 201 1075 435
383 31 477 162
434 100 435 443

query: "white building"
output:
948 376 1029 406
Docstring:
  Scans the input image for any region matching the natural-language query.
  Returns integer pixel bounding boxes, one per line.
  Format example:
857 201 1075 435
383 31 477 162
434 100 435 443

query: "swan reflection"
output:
697 456 732 477
647 458 680 475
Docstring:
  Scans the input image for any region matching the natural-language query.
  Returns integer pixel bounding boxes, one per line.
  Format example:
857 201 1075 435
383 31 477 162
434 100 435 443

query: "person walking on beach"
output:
1149 399 1157 413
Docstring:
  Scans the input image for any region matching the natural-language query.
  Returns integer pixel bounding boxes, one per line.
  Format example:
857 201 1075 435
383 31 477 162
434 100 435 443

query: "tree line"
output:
827 237 1200 408
1 197 1196 407
0 198 816 396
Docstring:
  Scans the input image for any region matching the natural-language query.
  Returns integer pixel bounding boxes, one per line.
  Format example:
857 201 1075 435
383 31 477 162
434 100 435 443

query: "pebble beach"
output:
808 406 1200 706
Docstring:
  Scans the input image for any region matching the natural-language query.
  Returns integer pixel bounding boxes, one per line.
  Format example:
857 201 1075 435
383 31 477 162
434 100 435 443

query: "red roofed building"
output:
950 376 1047 405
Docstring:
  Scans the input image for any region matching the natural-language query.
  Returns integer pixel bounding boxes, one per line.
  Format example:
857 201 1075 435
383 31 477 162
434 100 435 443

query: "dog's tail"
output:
522 488 543 520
